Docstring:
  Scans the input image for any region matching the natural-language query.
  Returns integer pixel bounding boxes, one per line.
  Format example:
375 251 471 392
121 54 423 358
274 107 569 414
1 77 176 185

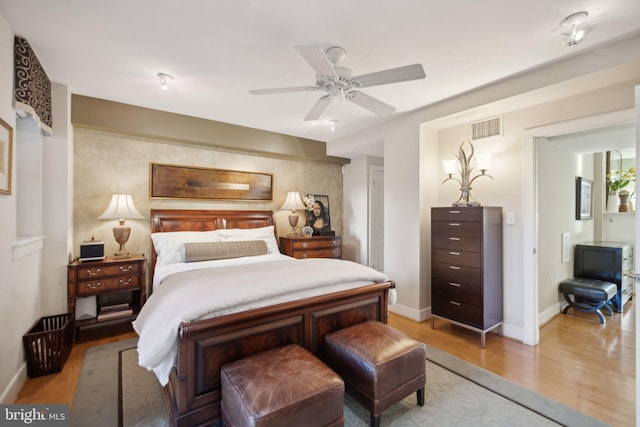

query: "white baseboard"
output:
389 303 430 322
539 302 561 327
0 362 27 404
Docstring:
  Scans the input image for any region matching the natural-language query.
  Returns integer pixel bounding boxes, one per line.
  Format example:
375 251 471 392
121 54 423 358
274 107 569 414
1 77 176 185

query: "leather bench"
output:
220 344 345 427
558 278 617 324
324 321 426 427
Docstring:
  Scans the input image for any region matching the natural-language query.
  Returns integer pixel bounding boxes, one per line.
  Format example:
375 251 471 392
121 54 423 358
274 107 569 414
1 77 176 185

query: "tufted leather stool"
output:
221 344 345 427
324 321 426 427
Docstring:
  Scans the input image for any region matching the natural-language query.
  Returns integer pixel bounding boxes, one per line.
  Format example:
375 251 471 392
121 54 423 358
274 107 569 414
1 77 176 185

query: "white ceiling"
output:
1 1 640 155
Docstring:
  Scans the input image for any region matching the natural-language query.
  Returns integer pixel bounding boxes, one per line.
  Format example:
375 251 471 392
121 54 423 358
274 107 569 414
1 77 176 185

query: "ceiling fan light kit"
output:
249 45 426 121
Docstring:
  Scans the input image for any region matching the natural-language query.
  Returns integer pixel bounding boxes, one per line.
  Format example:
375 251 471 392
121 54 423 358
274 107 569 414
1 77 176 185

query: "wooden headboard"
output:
149 209 278 282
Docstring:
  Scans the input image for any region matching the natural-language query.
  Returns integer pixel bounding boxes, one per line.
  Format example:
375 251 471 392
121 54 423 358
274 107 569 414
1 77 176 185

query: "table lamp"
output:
280 191 306 235
98 193 144 258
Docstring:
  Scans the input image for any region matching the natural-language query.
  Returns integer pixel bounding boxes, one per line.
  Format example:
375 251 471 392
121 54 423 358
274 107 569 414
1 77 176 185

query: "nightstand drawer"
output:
433 248 481 268
77 262 140 280
77 275 140 297
290 238 340 250
292 247 341 259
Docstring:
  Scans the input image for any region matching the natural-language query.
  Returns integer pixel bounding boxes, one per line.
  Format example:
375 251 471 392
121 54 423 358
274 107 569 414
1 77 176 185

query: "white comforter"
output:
133 255 390 385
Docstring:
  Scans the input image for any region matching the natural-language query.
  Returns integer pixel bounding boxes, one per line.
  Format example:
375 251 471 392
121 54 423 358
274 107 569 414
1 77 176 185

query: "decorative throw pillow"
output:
181 240 268 263
151 230 222 266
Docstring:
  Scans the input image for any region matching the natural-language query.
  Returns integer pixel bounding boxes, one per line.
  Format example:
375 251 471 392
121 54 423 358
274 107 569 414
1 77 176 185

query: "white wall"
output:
337 33 640 342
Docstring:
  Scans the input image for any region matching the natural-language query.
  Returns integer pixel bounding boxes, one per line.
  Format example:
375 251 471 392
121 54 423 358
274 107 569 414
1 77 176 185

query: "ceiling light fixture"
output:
561 11 588 47
157 73 173 91
328 120 338 131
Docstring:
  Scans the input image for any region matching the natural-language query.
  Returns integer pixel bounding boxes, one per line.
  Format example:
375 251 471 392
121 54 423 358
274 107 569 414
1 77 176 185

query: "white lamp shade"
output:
475 152 492 171
280 191 306 211
442 160 457 175
98 194 144 220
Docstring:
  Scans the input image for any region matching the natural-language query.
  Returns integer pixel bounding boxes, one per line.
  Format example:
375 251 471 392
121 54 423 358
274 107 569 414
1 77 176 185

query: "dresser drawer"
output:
432 278 481 305
432 295 482 328
433 248 481 268
77 262 140 280
431 262 481 285
432 235 481 252
432 207 482 222
432 221 481 237
77 275 140 297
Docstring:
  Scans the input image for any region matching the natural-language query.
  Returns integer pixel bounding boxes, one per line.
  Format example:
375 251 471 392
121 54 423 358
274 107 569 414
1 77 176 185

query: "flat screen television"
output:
573 243 625 284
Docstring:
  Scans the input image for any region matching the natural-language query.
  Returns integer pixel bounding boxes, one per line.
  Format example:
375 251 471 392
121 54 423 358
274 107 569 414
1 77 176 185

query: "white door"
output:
370 166 384 271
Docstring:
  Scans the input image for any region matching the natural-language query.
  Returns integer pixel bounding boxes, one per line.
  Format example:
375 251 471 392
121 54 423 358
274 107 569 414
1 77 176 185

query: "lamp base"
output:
452 201 482 207
288 214 300 236
112 252 131 259
112 225 132 259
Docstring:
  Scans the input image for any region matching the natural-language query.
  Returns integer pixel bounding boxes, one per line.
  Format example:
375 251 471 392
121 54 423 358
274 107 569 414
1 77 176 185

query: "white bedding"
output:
133 255 391 386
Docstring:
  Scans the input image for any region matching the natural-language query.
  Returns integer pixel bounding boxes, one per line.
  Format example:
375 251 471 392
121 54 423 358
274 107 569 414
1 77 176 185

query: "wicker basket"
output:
22 314 75 377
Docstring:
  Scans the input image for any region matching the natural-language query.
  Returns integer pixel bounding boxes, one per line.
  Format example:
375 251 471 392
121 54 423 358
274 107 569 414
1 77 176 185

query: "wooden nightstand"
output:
279 236 342 259
67 254 146 337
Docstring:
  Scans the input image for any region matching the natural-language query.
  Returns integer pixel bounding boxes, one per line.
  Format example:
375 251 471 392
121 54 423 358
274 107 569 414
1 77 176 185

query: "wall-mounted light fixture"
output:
442 141 493 207
157 72 173 91
561 11 588 47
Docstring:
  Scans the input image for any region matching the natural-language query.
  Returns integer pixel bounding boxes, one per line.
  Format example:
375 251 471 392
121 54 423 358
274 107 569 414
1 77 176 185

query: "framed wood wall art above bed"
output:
150 163 273 201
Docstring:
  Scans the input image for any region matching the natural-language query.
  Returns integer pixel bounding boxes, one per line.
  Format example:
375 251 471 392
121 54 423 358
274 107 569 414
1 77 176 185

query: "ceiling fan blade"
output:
249 86 319 95
346 91 396 115
352 64 425 88
295 46 338 79
304 95 333 121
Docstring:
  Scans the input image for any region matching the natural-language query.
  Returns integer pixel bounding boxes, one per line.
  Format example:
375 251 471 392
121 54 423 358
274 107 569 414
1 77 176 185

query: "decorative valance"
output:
14 37 52 135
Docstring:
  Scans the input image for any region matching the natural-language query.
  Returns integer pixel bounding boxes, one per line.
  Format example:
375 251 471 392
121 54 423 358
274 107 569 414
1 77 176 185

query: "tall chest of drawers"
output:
431 206 503 347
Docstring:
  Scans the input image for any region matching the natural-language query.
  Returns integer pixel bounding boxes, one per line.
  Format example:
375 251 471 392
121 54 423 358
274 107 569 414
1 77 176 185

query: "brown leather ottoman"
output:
324 321 426 427
221 344 345 427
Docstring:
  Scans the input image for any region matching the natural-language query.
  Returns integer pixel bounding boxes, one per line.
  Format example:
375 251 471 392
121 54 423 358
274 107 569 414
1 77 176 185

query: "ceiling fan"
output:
249 45 426 121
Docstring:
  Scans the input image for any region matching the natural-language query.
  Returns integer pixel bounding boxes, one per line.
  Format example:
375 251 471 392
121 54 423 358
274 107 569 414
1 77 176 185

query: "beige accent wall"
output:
73 128 343 263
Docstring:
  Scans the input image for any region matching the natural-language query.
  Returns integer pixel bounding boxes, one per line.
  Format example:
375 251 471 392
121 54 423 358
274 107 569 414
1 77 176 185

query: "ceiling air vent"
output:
470 116 502 141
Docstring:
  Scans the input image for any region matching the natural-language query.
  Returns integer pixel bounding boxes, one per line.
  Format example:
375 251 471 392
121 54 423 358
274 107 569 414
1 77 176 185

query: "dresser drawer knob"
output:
331 250 337 255
449 251 460 256
449 237 460 241
119 265 133 272
332 240 337 245
301 253 308 259
85 282 101 289
449 266 461 270
119 278 133 286
449 223 460 227
449 300 461 306
302 242 309 248
449 210 461 214
86 268 101 276
448 282 461 287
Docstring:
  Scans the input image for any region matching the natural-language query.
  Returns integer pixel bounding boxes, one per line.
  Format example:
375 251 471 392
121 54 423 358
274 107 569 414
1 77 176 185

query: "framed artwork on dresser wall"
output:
0 118 13 195
304 194 332 235
575 176 593 220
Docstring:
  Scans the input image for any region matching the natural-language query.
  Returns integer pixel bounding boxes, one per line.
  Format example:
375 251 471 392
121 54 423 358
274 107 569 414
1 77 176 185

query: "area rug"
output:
71 338 610 427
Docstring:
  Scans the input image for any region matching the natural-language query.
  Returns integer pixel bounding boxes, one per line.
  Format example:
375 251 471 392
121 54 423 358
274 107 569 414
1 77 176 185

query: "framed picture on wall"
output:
0 118 13 195
304 194 333 235
575 176 593 220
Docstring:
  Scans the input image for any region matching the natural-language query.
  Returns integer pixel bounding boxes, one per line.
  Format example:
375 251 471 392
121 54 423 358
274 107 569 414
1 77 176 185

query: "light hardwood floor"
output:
15 303 635 426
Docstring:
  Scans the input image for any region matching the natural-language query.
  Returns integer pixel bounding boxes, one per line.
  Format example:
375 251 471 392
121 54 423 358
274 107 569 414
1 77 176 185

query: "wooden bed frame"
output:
149 209 394 427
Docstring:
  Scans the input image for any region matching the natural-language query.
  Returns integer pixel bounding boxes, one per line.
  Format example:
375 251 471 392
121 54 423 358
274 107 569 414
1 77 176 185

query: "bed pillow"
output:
181 240 268 263
216 225 280 254
151 231 222 266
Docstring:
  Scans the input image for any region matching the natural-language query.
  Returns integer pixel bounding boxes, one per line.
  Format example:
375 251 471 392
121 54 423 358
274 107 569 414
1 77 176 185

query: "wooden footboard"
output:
163 281 393 427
